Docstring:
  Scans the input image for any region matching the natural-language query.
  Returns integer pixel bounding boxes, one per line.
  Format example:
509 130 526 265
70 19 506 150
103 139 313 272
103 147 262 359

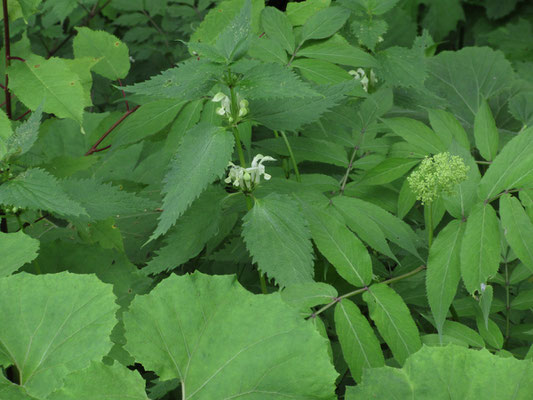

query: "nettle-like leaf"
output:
346 344 533 399
214 0 252 61
4 105 42 160
8 54 85 126
261 6 295 54
151 123 234 240
0 231 39 277
0 272 118 398
0 108 13 160
0 168 86 217
123 272 338 399
242 194 315 286
73 27 130 80
377 45 428 89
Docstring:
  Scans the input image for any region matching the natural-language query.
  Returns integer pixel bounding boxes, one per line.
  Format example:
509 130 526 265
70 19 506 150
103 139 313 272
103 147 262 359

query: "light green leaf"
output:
0 272 118 398
335 299 384 382
500 194 533 273
242 194 314 286
346 344 533 399
476 315 503 349
123 272 337 399
151 124 234 240
509 91 533 127
351 18 387 52
261 7 295 53
286 0 330 26
442 320 485 348
73 27 130 80
474 99 499 161
361 158 419 185
8 54 85 126
383 117 446 155
427 219 465 336
479 284 493 329
397 177 417 219
460 202 501 294
300 7 350 43
428 108 470 150
0 374 35 400
0 231 39 277
298 34 377 67
0 108 13 160
47 362 148 400
363 284 422 365
478 127 533 201
0 168 86 217
281 282 337 310
292 58 352 84
511 289 533 310
248 36 288 64
377 45 427 89
5 104 41 160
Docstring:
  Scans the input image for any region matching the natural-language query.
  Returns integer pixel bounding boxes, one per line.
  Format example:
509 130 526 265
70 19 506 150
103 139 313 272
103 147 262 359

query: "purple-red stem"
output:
116 78 129 111
15 109 31 120
2 0 12 119
84 105 140 156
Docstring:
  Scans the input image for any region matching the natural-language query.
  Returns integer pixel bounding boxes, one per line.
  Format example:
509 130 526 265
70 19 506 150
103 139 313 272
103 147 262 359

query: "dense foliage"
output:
1 0 533 398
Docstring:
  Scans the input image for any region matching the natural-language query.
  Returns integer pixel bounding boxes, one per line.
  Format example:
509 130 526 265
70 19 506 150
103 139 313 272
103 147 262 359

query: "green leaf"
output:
427 219 465 336
0 168 86 217
363 284 422 365
281 282 337 310
476 315 503 349
377 45 427 89
302 203 372 287
346 344 533 399
427 108 470 150
509 91 533 127
421 0 465 41
238 62 319 100
511 289 533 310
214 0 252 61
124 272 338 398
47 362 148 400
460 202 501 294
0 374 36 400
123 60 223 101
479 284 493 329
242 194 314 286
383 117 446 155
5 105 41 160
350 0 400 15
0 231 39 277
351 18 387 52
73 27 130 80
397 177 417 219
292 58 352 84
500 194 533 273
298 34 377 67
261 6 295 54
0 108 13 160
300 7 350 43
361 158 419 185
8 54 85 126
441 320 485 348
144 188 223 275
474 99 499 161
286 0 330 26
248 36 288 64
151 123 234 240
0 272 118 398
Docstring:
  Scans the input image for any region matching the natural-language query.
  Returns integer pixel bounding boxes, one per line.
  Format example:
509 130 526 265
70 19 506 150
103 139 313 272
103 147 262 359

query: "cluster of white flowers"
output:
348 68 377 92
212 92 249 122
225 154 276 192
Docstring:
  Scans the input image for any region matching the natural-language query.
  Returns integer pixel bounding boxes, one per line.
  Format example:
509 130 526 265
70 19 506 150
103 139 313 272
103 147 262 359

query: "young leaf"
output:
300 7 350 44
476 315 504 349
351 18 388 52
123 272 338 398
242 194 314 286
0 231 39 277
261 7 295 54
460 202 501 294
151 123 234 240
73 27 130 80
426 219 465 336
0 168 86 217
474 99 499 161
0 272 118 398
479 284 493 329
363 284 422 365
500 194 533 273
5 105 42 159
335 299 385 382
383 117 446 155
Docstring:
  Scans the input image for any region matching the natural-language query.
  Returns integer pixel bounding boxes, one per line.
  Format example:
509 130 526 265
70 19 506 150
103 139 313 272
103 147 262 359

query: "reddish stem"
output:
15 109 31 120
85 105 140 156
2 0 12 119
7 56 25 62
116 78 129 111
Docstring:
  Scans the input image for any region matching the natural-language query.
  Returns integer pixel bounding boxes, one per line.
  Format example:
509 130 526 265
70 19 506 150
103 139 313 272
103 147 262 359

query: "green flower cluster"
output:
407 152 469 204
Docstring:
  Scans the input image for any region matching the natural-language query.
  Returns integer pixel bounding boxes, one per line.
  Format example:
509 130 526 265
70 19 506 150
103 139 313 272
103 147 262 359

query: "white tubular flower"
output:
225 154 276 192
348 68 372 92
212 92 249 121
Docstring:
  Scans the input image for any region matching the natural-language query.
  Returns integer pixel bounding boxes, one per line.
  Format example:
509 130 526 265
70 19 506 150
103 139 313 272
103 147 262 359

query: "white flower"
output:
348 68 378 93
225 154 276 191
212 92 248 121
480 283 486 293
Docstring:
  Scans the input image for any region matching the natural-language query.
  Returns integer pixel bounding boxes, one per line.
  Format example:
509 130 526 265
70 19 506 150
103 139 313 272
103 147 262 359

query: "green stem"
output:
426 202 434 248
278 130 301 182
309 265 426 319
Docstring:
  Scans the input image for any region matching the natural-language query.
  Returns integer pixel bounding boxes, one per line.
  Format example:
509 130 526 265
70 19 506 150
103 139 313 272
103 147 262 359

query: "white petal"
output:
212 92 227 102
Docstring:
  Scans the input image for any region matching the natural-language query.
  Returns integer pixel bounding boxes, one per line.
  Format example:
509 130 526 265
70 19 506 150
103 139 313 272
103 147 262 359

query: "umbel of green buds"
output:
407 152 469 204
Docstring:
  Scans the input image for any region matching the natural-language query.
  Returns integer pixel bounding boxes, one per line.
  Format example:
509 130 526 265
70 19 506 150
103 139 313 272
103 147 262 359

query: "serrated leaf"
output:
0 168 86 217
215 0 252 61
73 27 130 80
261 6 295 54
5 105 41 160
346 345 533 399
363 284 422 365
151 123 234 240
242 194 314 286
144 188 223 275
281 282 337 310
0 108 13 160
8 54 85 126
300 7 350 43
351 18 387 51
500 194 533 273
0 272 118 398
298 34 377 67
377 45 427 89
0 231 39 277
474 99 499 161
460 202 501 294
427 219 465 336
421 0 465 41
335 299 384 383
123 272 337 398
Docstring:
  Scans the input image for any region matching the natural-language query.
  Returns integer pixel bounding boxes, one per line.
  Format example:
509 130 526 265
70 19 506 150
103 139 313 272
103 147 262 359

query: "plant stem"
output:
309 265 426 319
278 130 300 182
339 145 359 195
426 202 434 248
2 0 12 119
287 43 302 67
